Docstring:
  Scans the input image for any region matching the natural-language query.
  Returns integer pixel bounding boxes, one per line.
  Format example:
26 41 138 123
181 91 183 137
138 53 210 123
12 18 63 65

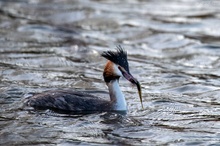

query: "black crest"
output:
101 45 130 73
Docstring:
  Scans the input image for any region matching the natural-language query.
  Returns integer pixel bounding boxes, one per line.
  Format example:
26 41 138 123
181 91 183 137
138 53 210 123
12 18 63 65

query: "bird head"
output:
101 46 143 109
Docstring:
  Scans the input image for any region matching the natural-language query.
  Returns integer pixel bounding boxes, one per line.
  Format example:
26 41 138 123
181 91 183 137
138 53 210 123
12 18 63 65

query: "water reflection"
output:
1 0 220 145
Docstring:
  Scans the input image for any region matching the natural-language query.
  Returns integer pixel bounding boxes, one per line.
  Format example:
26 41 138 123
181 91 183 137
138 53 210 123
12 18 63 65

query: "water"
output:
1 0 220 145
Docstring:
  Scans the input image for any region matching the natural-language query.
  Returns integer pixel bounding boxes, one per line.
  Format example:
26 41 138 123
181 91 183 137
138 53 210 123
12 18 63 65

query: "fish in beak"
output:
118 66 143 109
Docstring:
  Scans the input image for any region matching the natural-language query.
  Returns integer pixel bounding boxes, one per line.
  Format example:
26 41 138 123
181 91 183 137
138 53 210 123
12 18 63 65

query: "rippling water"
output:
1 0 220 145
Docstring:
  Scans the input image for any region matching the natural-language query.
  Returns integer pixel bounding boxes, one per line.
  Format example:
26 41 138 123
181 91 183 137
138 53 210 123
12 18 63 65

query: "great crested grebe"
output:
26 46 143 113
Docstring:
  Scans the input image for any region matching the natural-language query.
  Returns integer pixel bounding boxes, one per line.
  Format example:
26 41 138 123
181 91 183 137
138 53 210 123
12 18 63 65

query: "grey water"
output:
1 0 220 145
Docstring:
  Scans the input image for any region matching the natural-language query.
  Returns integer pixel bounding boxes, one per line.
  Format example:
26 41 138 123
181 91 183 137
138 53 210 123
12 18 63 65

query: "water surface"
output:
1 0 220 145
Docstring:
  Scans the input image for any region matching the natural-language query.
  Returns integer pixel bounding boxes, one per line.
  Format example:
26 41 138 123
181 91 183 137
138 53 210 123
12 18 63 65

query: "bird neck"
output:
107 79 127 111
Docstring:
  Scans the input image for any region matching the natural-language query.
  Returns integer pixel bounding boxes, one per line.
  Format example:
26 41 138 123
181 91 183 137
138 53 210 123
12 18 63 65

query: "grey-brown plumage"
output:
26 90 112 113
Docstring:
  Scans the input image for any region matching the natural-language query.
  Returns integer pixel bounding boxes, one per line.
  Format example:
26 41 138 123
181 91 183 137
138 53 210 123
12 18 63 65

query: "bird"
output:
26 46 143 114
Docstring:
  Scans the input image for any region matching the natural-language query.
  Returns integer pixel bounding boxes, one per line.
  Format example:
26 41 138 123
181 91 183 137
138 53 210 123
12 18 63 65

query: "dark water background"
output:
1 0 220 145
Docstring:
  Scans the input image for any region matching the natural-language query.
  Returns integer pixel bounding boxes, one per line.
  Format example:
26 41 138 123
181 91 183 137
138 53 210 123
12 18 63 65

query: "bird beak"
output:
118 66 143 109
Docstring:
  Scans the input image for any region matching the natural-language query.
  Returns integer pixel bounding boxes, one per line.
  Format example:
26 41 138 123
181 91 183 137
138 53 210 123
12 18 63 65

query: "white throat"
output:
107 79 127 111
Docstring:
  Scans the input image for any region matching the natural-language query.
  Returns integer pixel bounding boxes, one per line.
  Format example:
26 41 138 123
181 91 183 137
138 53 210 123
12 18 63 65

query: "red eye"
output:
118 66 125 72
118 66 122 71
